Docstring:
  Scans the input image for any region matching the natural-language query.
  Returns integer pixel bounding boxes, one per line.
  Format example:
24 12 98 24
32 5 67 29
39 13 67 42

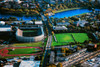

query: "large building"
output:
0 21 5 25
16 25 44 42
0 25 12 32
2 0 20 2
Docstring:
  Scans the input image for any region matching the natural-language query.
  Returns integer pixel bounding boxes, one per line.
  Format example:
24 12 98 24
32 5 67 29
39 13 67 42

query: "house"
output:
53 26 67 30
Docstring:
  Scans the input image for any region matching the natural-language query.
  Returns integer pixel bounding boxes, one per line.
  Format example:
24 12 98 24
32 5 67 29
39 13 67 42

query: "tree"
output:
89 0 92 2
47 64 56 67
95 0 98 3
57 63 63 67
51 46 54 51
96 14 100 20
16 9 23 12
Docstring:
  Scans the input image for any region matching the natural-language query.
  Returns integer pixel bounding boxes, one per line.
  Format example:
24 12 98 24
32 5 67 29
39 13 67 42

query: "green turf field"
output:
52 33 90 46
13 42 44 47
8 48 40 54
72 33 89 43
23 30 37 33
55 33 74 42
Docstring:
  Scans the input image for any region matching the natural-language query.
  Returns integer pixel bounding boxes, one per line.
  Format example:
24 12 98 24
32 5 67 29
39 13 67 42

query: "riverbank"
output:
53 8 81 14
50 9 94 18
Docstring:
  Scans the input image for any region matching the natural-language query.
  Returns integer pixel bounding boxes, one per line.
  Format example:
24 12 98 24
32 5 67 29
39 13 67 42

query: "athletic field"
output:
52 33 90 46
9 48 38 54
0 47 43 57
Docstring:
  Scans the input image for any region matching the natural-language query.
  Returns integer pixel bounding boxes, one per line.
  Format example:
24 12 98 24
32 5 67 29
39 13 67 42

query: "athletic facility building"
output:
16 25 44 42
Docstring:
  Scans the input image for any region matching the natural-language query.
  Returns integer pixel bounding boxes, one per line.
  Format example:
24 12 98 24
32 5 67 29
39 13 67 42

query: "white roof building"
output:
56 22 70 26
4 65 13 67
0 25 12 31
53 26 67 30
3 0 20 2
0 21 5 25
25 21 33 24
19 61 40 67
76 20 88 27
35 21 42 25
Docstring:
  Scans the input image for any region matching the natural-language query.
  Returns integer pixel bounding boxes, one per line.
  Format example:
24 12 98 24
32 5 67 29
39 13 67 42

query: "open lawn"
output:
52 33 90 46
13 42 43 47
8 48 39 54
53 8 81 13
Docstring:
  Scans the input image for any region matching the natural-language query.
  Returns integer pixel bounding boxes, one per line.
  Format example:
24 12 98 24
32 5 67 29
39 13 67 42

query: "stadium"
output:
16 25 44 42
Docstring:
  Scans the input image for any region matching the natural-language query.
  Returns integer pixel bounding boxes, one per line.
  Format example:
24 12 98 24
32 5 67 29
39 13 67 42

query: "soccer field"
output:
52 33 90 46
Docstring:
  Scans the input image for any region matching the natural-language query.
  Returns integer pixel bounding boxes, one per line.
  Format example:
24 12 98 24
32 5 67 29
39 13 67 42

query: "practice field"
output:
72 33 89 43
55 33 74 43
52 33 90 46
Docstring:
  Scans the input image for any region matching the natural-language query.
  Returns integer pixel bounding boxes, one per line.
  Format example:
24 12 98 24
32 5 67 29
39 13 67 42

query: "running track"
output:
0 47 43 57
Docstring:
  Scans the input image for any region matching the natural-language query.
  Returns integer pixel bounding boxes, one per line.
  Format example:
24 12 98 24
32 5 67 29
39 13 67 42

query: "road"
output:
46 35 52 50
41 14 52 67
62 50 100 67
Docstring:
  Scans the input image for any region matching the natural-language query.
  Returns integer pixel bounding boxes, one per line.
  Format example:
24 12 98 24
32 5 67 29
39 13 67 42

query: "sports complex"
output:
52 33 91 46
0 47 43 57
16 25 44 42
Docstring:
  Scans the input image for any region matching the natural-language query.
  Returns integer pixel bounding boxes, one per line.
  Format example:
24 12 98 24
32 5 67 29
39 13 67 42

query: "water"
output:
0 14 37 21
0 9 100 20
50 9 100 18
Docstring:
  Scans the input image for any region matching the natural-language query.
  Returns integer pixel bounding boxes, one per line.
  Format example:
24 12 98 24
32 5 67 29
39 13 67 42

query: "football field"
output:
52 33 90 46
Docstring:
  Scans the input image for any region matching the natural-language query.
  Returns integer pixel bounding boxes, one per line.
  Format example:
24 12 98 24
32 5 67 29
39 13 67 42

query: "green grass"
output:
23 30 36 32
53 8 81 13
52 33 90 46
55 33 74 42
72 33 89 43
8 48 39 54
13 42 44 47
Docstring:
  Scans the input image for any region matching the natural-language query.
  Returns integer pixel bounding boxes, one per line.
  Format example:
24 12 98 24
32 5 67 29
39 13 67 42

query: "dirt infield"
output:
0 47 43 57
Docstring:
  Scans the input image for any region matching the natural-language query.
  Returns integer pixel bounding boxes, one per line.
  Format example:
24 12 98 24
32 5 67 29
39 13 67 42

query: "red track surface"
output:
0 47 43 57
